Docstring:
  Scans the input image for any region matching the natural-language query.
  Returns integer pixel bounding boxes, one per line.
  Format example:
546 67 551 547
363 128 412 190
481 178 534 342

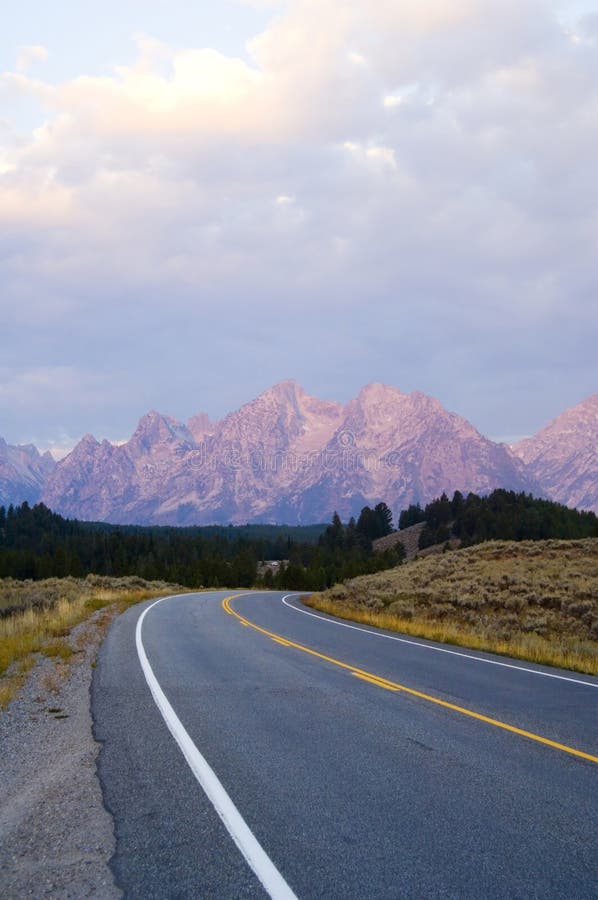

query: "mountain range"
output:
1 382 596 524
0 438 56 508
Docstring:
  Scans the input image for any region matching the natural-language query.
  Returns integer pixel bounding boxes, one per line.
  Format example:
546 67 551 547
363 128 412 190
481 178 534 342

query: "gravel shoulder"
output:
0 612 121 899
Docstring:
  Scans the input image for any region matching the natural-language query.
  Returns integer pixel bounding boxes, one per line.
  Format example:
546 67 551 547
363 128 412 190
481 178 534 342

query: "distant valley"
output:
1 382 596 523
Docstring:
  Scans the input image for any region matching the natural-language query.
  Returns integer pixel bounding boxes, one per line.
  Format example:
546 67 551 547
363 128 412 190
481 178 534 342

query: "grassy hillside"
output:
307 539 598 675
0 576 187 708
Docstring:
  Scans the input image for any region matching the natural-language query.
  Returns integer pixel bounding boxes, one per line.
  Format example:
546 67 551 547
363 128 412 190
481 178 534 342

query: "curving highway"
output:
92 590 598 898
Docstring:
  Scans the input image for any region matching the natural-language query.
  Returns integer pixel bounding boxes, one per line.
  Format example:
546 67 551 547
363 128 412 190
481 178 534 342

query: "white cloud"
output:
15 45 48 73
362 0 476 33
347 51 367 67
383 94 402 108
1 0 597 444
343 141 398 171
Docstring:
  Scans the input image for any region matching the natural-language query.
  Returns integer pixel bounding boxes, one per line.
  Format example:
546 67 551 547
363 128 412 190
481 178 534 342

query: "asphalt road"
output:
92 590 598 899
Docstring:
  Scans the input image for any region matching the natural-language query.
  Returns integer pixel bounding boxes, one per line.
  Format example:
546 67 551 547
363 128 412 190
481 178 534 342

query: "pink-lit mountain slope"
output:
512 394 598 513
40 381 534 524
0 438 56 506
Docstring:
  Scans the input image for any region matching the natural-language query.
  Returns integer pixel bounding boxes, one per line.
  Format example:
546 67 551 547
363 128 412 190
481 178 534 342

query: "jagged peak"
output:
260 379 306 403
545 393 598 427
271 378 300 390
57 433 100 463
80 433 100 446
32 382 598 521
267 380 344 416
135 409 176 427
357 382 405 398
223 380 305 422
262 380 344 422
132 410 185 434
515 392 598 451
0 436 56 460
129 409 194 453
355 383 438 407
351 383 446 416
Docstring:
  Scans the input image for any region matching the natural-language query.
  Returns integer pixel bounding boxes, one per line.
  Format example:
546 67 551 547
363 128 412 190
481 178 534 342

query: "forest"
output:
398 489 598 549
1 491 595 593
0 501 401 591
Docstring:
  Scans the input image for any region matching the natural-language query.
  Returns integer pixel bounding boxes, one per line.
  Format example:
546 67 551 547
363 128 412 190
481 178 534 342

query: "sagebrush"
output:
308 539 598 674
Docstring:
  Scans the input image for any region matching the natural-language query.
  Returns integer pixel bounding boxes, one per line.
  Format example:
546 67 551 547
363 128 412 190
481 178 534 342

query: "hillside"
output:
513 394 598 512
308 539 598 674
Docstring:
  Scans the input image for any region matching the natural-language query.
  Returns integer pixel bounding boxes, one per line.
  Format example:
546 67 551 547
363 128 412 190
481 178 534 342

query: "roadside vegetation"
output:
0 575 186 709
307 539 598 675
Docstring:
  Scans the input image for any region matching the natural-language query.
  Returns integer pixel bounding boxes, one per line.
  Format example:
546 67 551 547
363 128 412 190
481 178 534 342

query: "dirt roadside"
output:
0 613 121 899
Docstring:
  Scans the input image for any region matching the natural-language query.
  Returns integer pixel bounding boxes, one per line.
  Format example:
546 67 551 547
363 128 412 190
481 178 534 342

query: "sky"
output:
1 0 597 456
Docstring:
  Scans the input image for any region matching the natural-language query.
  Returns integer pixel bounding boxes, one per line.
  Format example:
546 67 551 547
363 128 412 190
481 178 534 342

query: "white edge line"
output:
281 595 598 689
136 594 298 900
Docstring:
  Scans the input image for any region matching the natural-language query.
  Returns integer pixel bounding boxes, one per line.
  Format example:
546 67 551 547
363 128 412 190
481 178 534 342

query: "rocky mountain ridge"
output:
0 438 56 507
1 382 596 522
512 394 598 514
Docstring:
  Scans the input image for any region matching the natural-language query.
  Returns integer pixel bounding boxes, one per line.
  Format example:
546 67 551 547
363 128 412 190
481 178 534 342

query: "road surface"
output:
92 590 598 898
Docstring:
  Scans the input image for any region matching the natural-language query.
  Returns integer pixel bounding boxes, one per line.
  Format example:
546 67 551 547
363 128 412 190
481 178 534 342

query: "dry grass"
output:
0 575 188 708
0 574 182 617
0 657 35 708
307 539 598 675
41 639 75 661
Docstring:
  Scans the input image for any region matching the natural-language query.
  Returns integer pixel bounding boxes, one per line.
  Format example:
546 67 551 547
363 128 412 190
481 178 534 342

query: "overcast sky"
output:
2 0 597 455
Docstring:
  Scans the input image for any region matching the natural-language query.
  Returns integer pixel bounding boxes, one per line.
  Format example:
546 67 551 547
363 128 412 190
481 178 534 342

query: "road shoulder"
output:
0 613 121 899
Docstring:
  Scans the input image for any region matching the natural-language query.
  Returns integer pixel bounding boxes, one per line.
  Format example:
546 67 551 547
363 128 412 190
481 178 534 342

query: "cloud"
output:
2 2 596 299
361 0 476 33
232 0 284 8
0 366 114 425
1 0 597 443
343 141 398 171
15 45 48 73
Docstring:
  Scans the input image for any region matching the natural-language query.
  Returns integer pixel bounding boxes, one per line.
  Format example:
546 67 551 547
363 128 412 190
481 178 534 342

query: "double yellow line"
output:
222 594 598 765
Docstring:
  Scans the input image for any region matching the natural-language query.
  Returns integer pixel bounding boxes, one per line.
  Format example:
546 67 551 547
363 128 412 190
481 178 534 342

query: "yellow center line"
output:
352 671 402 692
221 594 598 765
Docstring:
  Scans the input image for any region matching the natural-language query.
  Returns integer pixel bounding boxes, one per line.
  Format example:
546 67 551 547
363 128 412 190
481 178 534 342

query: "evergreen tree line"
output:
397 489 598 549
275 501 403 591
2 491 593 593
0 502 401 591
